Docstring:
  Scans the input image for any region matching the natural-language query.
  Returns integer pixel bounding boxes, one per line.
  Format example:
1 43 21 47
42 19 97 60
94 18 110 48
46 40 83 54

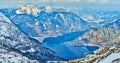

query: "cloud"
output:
71 0 82 2
100 0 109 3
86 0 96 3
53 0 95 3
0 0 110 4
54 0 110 3
84 0 109 3
53 0 82 3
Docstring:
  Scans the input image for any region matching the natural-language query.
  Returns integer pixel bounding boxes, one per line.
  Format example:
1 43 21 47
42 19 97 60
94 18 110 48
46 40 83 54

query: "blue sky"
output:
0 0 120 10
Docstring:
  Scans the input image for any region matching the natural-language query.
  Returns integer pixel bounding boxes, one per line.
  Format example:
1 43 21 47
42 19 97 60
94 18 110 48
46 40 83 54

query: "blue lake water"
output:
43 31 99 60
43 43 99 60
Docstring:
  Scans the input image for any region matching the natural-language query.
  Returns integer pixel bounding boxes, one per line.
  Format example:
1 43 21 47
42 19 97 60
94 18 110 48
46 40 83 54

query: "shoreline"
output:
68 42 120 63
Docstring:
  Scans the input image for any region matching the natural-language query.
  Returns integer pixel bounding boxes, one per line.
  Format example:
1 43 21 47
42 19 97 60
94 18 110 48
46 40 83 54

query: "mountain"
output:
0 6 89 42
0 12 63 63
0 48 39 63
74 18 120 47
78 9 120 28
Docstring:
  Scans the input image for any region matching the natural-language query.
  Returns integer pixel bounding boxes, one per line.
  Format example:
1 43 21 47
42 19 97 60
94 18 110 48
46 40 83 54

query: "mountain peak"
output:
16 5 41 16
45 6 53 13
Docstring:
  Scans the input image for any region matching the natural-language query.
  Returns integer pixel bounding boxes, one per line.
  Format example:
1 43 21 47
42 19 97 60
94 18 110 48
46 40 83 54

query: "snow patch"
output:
99 53 120 63
82 14 102 23
28 48 36 52
45 6 53 13
16 5 41 16
0 12 12 23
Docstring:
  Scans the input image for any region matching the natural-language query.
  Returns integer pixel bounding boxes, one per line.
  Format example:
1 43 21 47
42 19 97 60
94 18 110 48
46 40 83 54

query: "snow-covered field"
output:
0 48 39 63
99 53 120 63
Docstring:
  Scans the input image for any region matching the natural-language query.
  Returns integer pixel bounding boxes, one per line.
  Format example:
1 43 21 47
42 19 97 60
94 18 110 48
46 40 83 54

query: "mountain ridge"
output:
0 12 64 63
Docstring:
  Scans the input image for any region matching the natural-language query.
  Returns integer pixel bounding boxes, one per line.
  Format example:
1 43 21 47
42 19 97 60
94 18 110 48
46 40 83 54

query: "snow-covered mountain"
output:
79 9 120 28
0 6 89 42
0 48 39 63
0 12 63 63
73 18 120 47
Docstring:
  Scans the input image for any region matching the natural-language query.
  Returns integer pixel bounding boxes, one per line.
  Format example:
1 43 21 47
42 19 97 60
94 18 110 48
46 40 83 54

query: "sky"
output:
0 0 120 10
